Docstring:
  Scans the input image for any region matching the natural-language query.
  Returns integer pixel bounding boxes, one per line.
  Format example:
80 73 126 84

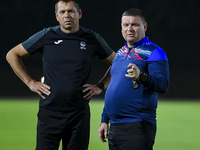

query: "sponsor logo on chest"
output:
53 40 87 50
134 48 152 56
54 40 63 44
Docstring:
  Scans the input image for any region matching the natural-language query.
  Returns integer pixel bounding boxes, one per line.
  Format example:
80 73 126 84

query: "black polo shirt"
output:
22 25 113 110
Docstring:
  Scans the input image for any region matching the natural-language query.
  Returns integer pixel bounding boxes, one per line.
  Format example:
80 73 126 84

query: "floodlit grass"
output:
0 99 200 150
155 101 200 150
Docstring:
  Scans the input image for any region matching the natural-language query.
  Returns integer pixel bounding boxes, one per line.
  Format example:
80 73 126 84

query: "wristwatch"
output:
96 83 105 90
132 71 147 90
139 71 147 82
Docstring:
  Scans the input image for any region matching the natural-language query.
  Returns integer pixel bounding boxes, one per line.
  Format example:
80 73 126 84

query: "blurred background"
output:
0 0 200 100
1 1 200 150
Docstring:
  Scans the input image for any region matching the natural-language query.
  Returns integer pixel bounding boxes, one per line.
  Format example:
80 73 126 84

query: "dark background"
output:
0 0 199 100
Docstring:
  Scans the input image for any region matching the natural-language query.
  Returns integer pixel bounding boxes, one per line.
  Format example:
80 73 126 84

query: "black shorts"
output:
108 121 156 150
35 104 90 150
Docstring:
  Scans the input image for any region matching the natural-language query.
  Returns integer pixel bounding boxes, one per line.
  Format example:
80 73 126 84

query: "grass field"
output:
0 99 200 150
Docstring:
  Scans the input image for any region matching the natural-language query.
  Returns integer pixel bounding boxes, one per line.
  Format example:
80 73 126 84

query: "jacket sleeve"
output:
142 48 169 93
101 107 110 123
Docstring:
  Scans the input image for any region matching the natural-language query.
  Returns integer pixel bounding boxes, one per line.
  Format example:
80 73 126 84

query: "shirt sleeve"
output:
142 48 169 93
93 33 114 59
22 28 48 54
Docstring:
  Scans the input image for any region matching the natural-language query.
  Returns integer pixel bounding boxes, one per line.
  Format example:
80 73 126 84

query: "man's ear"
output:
144 22 148 32
79 9 82 19
55 13 59 22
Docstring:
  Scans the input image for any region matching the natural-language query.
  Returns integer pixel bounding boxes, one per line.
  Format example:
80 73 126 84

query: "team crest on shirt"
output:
80 41 86 50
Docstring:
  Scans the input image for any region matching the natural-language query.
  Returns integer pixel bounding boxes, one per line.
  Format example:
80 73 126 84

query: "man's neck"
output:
60 26 79 33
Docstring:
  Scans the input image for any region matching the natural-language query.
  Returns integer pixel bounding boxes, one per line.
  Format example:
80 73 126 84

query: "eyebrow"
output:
58 8 75 12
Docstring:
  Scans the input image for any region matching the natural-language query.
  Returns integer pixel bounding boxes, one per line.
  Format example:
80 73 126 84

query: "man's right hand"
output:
98 122 109 143
27 80 51 99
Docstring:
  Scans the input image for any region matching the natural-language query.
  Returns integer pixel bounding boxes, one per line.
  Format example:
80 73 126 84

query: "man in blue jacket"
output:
98 8 169 150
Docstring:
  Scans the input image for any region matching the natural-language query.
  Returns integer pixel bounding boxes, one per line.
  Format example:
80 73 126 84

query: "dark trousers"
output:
35 105 90 150
108 121 156 150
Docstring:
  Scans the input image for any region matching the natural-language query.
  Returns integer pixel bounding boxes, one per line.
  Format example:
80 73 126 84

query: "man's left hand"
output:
83 84 102 100
125 63 140 80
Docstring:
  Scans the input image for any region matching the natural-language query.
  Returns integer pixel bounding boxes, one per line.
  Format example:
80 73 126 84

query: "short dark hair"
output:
122 8 145 23
55 0 80 13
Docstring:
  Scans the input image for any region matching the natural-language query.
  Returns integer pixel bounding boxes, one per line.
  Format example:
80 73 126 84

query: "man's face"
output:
56 1 82 33
121 15 147 47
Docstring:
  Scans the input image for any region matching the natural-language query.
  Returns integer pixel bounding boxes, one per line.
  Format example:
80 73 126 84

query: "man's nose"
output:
127 25 133 31
64 12 70 17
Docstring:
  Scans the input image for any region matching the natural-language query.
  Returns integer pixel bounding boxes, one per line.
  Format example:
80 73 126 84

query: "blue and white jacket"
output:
101 37 169 124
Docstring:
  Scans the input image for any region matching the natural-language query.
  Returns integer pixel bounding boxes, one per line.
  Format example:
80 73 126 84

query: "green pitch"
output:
0 99 200 150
